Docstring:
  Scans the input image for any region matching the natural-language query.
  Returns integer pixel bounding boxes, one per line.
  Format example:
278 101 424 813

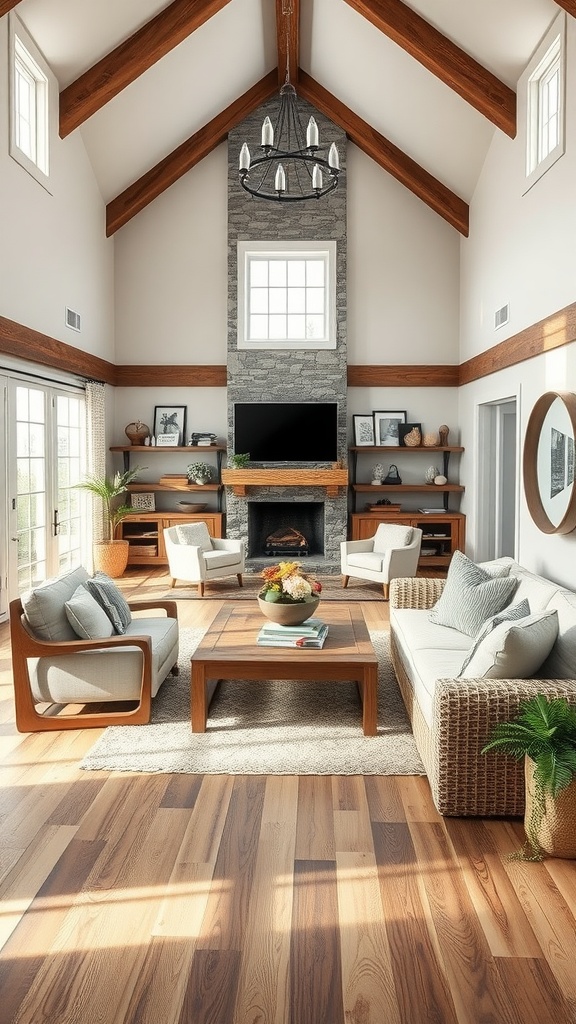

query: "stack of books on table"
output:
256 618 329 649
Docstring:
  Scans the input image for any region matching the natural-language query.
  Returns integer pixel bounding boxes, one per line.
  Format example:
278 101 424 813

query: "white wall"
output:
0 18 114 360
459 12 576 581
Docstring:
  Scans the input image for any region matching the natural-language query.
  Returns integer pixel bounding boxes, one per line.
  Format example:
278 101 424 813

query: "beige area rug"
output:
80 628 425 776
165 574 384 601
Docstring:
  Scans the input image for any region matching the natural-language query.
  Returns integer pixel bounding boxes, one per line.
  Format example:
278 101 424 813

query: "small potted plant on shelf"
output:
482 695 576 860
229 452 250 468
187 462 212 484
76 467 142 577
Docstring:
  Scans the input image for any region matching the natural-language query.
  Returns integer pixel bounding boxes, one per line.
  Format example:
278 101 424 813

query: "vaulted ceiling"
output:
9 0 565 237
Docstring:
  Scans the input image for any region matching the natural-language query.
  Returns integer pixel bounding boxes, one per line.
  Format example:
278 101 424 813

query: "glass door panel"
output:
15 385 47 592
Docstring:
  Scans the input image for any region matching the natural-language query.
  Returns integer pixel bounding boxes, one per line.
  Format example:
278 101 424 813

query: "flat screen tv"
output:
233 402 338 463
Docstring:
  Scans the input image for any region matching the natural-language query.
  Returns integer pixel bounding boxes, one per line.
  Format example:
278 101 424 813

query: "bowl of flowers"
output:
258 561 322 626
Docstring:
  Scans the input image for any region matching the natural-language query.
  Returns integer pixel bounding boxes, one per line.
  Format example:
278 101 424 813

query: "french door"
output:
4 379 86 612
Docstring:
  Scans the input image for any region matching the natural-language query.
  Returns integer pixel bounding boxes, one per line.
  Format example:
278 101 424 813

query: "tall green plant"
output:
482 695 576 859
76 468 142 542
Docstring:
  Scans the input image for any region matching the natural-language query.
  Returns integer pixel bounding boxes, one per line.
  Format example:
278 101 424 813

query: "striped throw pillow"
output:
429 551 519 637
86 572 132 634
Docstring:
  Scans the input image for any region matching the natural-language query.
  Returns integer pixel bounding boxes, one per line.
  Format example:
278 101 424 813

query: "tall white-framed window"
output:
237 240 337 350
9 15 54 190
523 13 565 193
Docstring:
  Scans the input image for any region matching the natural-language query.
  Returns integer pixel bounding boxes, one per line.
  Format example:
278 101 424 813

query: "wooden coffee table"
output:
190 602 379 735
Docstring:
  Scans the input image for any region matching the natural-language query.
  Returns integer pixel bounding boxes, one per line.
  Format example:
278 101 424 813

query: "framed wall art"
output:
373 410 406 447
353 414 375 446
153 405 186 446
130 492 156 512
523 391 576 534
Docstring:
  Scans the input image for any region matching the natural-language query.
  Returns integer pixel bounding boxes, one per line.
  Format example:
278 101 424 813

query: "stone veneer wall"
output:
226 95 348 570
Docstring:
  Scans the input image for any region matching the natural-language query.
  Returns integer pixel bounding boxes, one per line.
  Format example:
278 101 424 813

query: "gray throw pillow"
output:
458 610 559 679
458 599 530 675
86 572 132 634
429 550 519 637
64 585 115 640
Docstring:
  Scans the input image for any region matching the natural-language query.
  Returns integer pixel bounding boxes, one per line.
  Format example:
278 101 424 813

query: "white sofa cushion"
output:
204 549 242 570
409 648 469 727
373 523 413 549
391 608 472 653
65 585 115 640
429 551 519 637
458 610 559 679
458 599 531 675
22 566 91 641
504 561 564 611
347 552 387 572
539 589 576 679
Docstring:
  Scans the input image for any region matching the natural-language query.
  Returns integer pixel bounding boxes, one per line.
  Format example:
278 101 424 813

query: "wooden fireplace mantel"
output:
221 467 348 498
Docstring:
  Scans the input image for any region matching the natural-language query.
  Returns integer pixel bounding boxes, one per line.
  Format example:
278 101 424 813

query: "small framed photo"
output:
373 411 407 446
353 414 376 446
153 405 187 446
399 422 422 446
130 492 156 512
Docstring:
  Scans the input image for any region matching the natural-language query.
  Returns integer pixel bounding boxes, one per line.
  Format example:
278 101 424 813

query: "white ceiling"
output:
16 0 558 212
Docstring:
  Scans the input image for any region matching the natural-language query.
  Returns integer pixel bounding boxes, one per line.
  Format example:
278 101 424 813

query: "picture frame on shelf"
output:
373 410 407 446
153 405 186 446
130 492 156 512
353 414 376 446
399 422 422 446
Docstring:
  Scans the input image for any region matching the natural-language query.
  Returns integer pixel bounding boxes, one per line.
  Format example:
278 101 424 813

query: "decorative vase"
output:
423 432 438 447
92 540 129 578
425 465 440 484
257 594 320 626
403 426 421 447
524 759 576 858
125 421 150 446
438 424 450 446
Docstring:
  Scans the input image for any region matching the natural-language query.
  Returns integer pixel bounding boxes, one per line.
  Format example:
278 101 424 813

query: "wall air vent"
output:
65 307 81 332
494 303 509 330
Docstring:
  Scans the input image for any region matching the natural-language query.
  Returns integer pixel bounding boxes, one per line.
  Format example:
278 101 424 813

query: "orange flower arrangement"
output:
259 562 322 604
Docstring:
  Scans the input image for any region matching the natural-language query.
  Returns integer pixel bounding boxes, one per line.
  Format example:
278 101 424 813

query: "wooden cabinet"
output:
350 511 466 571
117 511 225 566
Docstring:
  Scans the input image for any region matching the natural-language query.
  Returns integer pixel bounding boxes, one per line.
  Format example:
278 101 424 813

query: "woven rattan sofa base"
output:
389 576 576 817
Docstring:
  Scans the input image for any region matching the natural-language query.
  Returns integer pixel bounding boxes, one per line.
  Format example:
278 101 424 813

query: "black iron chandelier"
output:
238 10 340 202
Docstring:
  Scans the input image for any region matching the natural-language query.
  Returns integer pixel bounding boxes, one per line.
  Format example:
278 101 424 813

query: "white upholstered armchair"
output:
341 523 422 599
164 522 246 594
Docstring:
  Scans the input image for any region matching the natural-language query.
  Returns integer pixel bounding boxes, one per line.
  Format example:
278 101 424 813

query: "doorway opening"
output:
477 397 518 560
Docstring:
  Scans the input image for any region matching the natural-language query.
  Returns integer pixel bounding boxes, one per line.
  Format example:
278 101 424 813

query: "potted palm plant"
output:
76 467 142 577
482 695 576 860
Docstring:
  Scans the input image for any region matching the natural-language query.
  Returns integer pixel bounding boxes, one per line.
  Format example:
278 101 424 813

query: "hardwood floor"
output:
1 568 575 1023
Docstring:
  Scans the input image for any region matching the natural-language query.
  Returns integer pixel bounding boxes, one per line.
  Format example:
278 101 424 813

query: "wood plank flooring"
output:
1 567 575 1024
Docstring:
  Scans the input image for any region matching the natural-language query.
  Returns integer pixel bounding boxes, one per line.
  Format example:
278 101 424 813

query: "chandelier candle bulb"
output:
329 143 340 170
312 164 323 190
307 116 319 148
275 164 286 193
239 143 250 170
261 116 274 148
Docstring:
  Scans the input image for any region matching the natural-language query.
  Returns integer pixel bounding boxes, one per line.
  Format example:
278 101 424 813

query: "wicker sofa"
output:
389 558 576 817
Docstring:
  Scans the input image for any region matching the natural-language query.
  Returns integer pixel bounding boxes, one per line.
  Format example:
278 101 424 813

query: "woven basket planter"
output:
93 541 129 579
525 759 576 859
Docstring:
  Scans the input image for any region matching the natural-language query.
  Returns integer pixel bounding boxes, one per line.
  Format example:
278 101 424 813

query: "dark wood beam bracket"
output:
0 1 22 15
106 71 278 235
343 0 516 138
114 365 226 387
275 0 299 86
348 365 459 387
298 71 469 235
0 317 117 385
554 0 576 16
59 0 233 137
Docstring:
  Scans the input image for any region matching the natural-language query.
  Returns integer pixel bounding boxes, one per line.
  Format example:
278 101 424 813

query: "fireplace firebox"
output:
248 502 325 559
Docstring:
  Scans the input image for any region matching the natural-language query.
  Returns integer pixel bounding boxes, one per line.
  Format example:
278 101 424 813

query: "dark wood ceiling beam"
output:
106 71 278 235
59 0 232 138
554 0 576 15
0 1 22 15
276 0 299 86
115 365 226 387
343 0 516 137
0 317 117 385
348 365 459 387
298 71 469 235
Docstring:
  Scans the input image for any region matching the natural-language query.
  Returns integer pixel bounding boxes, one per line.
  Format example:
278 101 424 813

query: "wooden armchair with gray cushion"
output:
341 523 422 599
10 566 179 732
164 522 245 595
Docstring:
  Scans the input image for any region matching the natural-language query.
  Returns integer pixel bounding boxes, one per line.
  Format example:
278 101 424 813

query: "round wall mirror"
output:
523 391 576 534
